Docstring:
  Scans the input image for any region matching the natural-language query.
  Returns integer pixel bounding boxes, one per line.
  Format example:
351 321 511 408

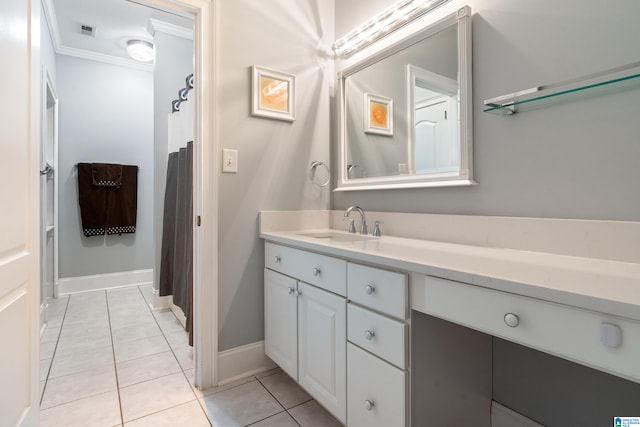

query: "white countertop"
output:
260 229 640 321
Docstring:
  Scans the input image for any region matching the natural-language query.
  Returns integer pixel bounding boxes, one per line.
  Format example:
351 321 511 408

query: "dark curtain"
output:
159 141 194 345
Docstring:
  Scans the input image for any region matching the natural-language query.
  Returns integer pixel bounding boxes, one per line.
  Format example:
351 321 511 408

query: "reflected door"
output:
415 97 458 174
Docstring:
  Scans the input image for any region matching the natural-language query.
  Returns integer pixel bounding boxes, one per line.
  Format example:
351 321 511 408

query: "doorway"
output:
40 69 58 333
38 0 217 397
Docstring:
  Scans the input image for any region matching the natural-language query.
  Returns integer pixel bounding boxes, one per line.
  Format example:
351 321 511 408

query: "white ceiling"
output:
46 0 192 67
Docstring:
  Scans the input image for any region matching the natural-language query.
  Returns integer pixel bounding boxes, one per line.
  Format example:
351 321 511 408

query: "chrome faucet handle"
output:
343 217 356 234
372 220 383 237
360 220 367 236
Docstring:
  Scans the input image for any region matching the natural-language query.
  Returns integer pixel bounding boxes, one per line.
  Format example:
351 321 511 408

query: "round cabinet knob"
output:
287 287 295 295
294 290 302 297
313 267 321 276
364 284 375 295
364 400 375 411
504 313 520 328
364 330 375 340
274 255 281 264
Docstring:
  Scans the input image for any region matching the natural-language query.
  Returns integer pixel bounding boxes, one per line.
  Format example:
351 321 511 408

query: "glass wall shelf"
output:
483 61 640 115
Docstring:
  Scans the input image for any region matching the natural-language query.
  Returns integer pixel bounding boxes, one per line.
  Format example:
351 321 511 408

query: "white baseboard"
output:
218 341 277 386
57 269 153 295
491 401 544 427
40 303 47 336
170 303 187 328
150 288 187 328
151 287 171 310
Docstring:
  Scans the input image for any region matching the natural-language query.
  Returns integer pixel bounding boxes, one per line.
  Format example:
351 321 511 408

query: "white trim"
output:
170 303 187 328
56 45 154 72
40 303 47 336
149 289 186 328
41 0 154 72
491 401 544 427
151 287 171 310
41 0 62 51
140 0 218 390
217 341 277 386
57 269 153 295
147 18 194 40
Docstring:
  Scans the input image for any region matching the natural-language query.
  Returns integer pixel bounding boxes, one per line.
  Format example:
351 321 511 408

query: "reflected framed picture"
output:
364 93 393 136
251 65 296 122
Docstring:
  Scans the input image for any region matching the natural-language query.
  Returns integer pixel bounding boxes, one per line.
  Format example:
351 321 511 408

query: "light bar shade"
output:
332 0 451 58
126 39 154 63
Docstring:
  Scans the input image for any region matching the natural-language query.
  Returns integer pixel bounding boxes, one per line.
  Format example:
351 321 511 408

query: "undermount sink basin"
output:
297 231 376 242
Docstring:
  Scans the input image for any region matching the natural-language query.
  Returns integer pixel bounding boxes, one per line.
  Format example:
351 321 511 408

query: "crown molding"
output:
40 0 154 71
41 0 62 50
57 45 154 72
147 18 193 39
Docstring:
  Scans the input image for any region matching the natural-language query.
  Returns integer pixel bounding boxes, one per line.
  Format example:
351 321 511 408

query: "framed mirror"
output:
336 6 473 191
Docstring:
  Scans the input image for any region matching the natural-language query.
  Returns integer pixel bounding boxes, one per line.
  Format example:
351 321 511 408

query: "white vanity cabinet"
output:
346 263 408 427
264 242 347 423
416 274 640 383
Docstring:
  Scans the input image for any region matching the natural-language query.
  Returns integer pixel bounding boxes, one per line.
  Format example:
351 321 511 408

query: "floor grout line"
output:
40 295 71 406
134 285 212 425
105 289 126 426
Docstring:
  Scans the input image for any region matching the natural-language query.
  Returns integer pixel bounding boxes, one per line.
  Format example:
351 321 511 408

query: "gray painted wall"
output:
153 32 193 291
217 0 335 351
334 0 640 221
335 0 640 422
57 55 154 278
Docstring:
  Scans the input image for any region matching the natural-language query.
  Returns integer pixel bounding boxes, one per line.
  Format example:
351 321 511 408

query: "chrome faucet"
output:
344 206 367 235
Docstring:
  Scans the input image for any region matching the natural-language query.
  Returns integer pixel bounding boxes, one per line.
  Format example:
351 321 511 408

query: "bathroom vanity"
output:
260 210 640 426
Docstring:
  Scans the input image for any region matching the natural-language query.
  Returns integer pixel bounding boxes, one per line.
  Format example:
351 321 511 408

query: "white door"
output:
415 97 458 174
0 0 41 425
297 282 346 424
264 269 298 379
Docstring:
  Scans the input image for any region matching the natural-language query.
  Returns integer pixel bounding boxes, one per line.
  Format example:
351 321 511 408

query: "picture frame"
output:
251 65 296 122
364 93 393 136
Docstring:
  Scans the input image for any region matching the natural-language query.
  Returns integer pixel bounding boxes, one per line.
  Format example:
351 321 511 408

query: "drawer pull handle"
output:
274 255 281 264
364 330 375 340
313 267 321 276
288 287 295 295
504 313 520 328
364 400 375 411
601 323 622 348
364 284 375 295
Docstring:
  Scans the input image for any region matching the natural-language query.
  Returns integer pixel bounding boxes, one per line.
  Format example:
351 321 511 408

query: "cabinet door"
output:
264 269 298 379
348 343 407 427
298 282 347 423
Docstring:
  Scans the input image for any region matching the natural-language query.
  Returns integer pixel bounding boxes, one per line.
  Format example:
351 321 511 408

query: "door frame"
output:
40 67 59 330
132 0 219 388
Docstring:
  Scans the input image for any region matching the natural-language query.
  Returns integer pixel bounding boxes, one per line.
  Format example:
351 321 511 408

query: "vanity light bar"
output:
332 0 451 58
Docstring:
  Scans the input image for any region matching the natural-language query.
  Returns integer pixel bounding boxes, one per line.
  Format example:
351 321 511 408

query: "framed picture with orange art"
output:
364 93 393 136
251 65 295 122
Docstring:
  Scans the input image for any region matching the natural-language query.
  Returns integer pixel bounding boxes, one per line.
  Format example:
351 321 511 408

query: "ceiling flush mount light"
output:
332 0 452 58
126 39 154 63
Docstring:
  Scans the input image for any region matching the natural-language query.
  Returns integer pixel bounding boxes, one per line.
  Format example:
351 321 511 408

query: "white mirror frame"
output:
336 6 473 191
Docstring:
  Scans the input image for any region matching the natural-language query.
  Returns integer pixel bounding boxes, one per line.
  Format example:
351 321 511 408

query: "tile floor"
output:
40 285 343 426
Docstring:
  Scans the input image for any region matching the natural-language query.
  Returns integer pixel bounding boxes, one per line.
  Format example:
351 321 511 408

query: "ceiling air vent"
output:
80 24 95 37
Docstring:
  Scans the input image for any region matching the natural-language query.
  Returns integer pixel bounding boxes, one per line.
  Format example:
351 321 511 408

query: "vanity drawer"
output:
348 303 407 369
347 343 406 427
265 242 347 296
347 263 407 319
420 275 640 383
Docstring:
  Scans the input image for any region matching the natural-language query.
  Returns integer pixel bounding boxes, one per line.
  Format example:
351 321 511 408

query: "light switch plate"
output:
222 148 238 173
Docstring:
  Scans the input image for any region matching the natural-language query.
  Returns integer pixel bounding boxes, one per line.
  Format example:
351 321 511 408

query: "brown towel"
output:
78 163 138 237
92 163 123 186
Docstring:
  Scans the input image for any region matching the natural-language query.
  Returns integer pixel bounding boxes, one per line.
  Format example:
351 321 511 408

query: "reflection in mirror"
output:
409 64 458 174
338 7 473 191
